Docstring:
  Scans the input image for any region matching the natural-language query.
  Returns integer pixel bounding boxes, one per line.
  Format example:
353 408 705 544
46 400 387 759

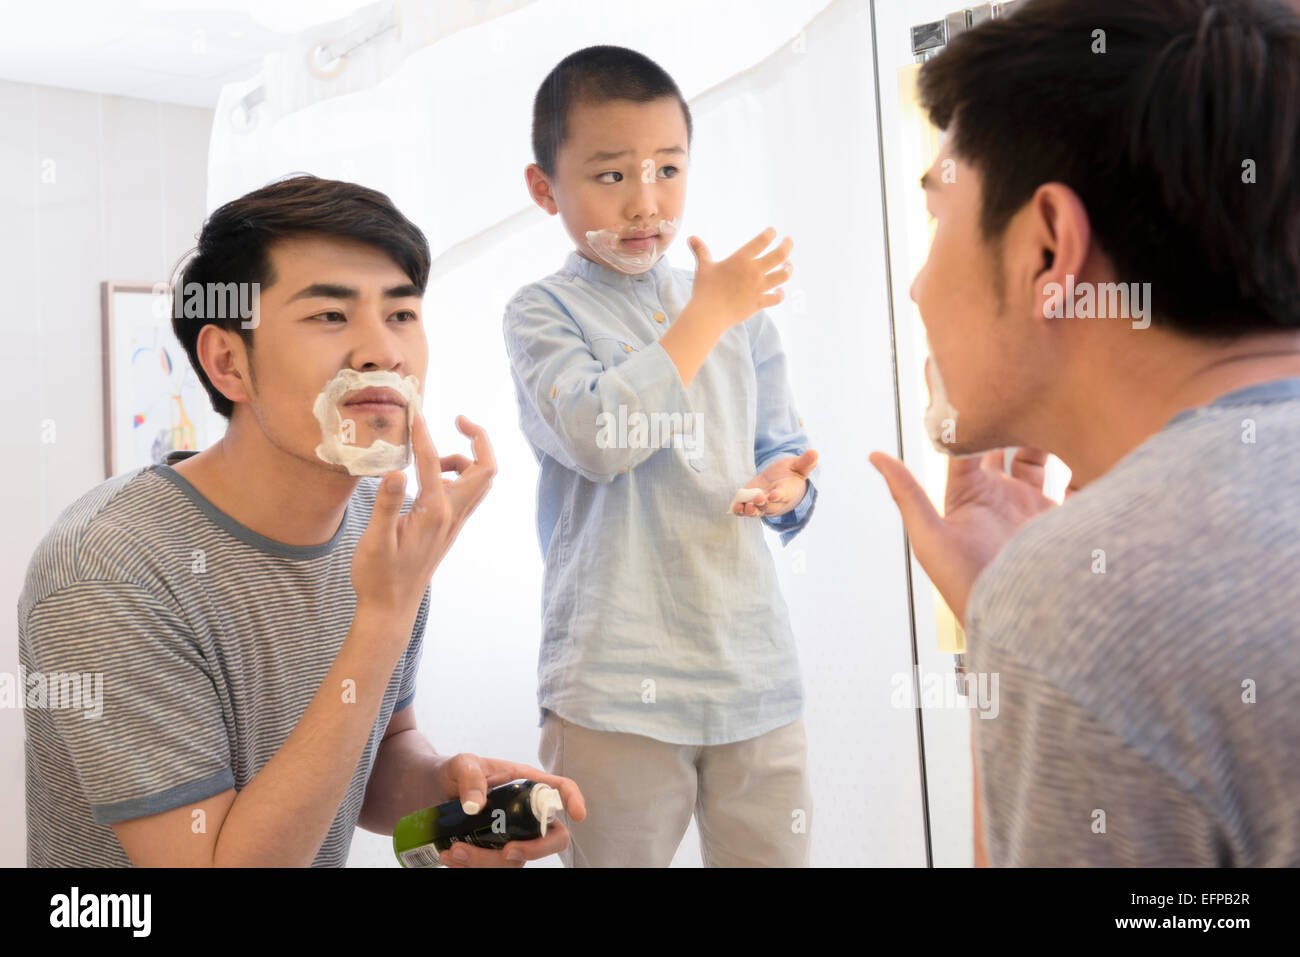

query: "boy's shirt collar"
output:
563 249 675 288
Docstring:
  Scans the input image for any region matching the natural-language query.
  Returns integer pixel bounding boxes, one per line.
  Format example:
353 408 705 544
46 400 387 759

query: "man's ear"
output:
1023 182 1091 322
196 324 252 407
524 164 559 215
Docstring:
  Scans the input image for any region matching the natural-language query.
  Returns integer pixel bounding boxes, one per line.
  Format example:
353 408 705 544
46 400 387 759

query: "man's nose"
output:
350 315 405 371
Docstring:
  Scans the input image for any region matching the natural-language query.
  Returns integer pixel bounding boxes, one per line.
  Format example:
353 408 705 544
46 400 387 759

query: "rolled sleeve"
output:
749 312 812 469
749 311 818 544
763 478 818 546
504 292 696 483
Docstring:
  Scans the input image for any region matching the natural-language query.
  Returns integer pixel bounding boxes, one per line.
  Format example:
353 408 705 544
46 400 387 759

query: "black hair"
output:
918 0 1300 337
172 174 430 418
532 45 693 177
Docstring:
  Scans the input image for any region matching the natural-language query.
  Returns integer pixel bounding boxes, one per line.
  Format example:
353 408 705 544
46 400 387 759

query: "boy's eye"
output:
596 171 623 184
659 165 679 178
312 311 346 323
393 310 418 322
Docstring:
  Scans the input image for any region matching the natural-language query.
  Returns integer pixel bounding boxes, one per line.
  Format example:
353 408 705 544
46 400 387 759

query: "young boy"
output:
504 45 820 867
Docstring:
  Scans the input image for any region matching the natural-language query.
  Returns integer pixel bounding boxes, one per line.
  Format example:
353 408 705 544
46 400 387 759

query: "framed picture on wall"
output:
100 281 228 479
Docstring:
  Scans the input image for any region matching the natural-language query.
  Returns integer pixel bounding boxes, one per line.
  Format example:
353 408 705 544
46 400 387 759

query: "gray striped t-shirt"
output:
966 376 1300 866
19 454 429 867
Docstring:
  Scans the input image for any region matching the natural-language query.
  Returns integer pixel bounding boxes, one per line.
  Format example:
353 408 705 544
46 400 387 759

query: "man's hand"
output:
733 449 819 517
351 410 496 642
432 753 587 868
869 447 1057 627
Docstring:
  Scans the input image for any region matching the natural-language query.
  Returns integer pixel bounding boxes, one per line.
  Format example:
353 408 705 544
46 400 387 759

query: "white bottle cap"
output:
529 783 564 837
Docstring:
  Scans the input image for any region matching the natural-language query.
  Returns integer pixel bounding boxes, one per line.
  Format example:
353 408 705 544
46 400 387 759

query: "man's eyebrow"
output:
382 283 422 299
584 146 687 164
287 282 421 302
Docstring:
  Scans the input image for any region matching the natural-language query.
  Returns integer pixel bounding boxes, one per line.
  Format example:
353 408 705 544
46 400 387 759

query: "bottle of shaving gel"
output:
393 779 564 868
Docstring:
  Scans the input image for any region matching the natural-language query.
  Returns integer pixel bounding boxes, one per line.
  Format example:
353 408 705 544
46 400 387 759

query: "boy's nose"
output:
626 184 658 223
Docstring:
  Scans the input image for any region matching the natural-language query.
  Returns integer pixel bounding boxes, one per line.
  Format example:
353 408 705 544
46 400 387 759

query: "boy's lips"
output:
620 233 659 249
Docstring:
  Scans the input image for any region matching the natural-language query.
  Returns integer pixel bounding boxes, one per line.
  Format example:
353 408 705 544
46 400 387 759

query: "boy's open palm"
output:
734 449 819 517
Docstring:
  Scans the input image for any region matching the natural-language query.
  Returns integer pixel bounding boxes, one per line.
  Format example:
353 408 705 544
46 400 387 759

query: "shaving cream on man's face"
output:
923 353 962 455
585 217 680 274
313 369 421 476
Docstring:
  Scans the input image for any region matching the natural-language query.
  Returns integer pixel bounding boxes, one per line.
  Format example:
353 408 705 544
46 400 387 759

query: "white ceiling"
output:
0 0 381 108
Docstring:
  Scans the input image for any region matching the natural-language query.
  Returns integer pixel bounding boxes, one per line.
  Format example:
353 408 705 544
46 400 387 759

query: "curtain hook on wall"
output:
310 42 348 80
230 85 266 133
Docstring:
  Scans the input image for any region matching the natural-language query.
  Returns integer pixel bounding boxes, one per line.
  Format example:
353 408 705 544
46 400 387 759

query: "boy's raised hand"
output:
687 227 794 329
733 449 819 517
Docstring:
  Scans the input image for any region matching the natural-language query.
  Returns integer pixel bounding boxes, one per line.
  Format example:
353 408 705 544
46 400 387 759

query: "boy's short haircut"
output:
172 174 431 420
917 0 1300 339
532 44 694 178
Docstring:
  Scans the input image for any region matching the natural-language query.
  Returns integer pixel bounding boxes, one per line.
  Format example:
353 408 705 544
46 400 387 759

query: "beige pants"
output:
538 711 812 867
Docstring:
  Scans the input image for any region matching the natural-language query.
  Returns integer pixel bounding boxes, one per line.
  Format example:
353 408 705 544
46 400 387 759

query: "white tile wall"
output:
0 79 212 867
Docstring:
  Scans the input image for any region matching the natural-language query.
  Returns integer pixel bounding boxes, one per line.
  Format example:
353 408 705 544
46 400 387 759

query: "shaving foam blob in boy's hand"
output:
687 226 795 330
729 449 819 517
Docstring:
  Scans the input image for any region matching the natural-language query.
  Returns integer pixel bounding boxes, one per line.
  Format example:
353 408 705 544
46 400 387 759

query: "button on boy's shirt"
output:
503 250 818 746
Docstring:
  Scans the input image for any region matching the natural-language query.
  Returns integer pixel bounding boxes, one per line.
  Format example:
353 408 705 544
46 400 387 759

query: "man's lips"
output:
343 387 405 408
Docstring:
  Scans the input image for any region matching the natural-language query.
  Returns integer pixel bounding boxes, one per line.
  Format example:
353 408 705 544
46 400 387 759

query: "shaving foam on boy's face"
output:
313 369 421 476
586 217 680 274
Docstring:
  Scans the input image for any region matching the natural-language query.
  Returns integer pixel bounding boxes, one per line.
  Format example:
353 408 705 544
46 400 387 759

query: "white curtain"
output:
206 0 928 867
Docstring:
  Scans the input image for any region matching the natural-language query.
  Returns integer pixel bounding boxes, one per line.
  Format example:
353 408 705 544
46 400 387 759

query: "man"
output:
871 0 1300 865
19 174 584 866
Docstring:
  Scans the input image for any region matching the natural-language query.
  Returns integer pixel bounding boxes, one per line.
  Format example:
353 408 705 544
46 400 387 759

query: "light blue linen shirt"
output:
503 250 818 746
